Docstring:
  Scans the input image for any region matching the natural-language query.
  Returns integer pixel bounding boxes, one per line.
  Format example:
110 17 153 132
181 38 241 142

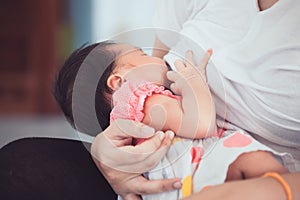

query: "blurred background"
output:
0 0 157 148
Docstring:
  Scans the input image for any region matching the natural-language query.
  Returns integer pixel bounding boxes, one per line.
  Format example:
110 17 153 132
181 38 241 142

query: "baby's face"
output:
113 44 171 87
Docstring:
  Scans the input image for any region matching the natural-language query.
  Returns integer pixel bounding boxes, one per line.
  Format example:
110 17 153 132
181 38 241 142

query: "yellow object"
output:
263 172 292 200
182 175 193 198
172 137 182 144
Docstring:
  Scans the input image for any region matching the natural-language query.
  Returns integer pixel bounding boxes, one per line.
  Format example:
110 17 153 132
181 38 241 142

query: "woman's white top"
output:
153 0 300 165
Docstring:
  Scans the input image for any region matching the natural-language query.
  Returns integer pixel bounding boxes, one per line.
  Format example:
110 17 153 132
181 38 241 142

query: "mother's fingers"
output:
174 59 186 72
132 131 173 155
198 49 213 70
170 83 181 95
196 49 213 83
118 131 175 172
112 119 156 139
123 193 142 200
137 131 174 167
185 50 195 68
93 128 174 173
166 71 181 82
132 176 182 195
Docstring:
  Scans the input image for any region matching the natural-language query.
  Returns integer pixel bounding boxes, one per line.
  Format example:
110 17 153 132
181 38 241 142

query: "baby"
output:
54 41 289 200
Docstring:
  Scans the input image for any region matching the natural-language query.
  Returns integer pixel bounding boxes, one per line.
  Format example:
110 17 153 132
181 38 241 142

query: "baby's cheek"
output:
142 104 167 131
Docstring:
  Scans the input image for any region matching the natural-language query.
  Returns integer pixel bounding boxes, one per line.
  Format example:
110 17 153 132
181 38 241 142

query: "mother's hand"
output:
91 119 182 200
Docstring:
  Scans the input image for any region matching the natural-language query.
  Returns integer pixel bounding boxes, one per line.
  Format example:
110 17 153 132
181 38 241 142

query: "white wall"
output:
91 0 156 42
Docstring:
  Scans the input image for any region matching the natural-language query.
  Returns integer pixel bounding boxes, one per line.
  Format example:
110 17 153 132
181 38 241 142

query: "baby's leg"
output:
225 150 288 181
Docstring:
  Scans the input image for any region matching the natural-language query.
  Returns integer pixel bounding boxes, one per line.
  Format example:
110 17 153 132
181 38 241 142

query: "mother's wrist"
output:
262 172 292 200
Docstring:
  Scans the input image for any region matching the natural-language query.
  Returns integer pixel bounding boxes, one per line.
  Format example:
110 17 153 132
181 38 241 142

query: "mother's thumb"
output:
112 119 156 138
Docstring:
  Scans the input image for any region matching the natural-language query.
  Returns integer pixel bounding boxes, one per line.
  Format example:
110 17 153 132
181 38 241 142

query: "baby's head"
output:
53 41 170 134
106 43 170 91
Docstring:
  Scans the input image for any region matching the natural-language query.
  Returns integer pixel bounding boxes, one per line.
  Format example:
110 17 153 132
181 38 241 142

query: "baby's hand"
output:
166 49 212 95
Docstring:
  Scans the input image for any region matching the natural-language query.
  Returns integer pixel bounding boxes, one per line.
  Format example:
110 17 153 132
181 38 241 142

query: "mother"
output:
92 0 300 199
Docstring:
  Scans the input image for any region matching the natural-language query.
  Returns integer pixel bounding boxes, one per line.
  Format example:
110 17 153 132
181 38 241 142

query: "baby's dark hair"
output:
53 41 119 136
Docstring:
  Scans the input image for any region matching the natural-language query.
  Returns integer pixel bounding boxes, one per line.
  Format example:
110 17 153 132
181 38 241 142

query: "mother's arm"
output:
91 119 182 200
182 172 300 200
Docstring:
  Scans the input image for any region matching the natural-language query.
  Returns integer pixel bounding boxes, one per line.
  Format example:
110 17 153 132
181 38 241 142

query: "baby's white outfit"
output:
141 129 291 200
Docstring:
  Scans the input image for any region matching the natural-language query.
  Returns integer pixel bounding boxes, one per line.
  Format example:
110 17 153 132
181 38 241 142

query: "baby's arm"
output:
142 50 216 139
142 93 182 133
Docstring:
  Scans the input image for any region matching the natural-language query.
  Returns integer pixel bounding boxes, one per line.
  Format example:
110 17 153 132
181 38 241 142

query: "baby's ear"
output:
107 74 123 91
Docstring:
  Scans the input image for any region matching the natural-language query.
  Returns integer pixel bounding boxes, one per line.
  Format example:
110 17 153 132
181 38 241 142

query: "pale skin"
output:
92 1 300 199
92 39 289 199
92 45 183 200
107 44 217 139
91 119 180 200
151 1 300 199
182 172 300 200
143 50 216 139
143 49 288 180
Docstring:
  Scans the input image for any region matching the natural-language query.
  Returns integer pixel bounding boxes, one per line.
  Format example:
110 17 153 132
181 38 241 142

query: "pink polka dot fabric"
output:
223 132 253 148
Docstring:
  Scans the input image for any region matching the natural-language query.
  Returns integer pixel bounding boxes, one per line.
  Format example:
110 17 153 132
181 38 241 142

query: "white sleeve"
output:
152 0 209 30
152 0 192 32
152 0 209 52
